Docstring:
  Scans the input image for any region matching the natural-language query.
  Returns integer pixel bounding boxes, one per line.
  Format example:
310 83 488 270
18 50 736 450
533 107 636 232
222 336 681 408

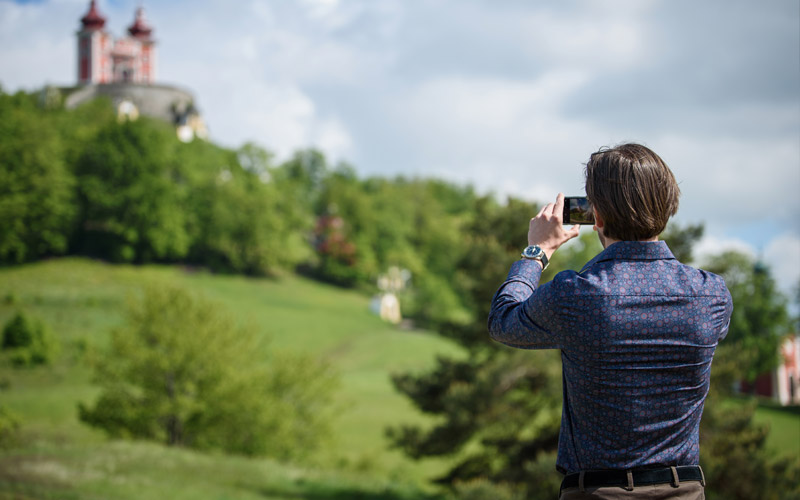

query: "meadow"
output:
0 259 797 499
0 258 463 499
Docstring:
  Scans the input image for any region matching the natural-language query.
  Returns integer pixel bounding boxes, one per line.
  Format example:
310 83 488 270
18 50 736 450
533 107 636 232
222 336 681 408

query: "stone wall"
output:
63 83 197 124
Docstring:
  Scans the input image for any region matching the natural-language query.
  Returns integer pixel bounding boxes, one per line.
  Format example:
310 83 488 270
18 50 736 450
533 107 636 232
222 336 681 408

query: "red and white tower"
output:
76 1 157 85
127 7 156 83
76 0 112 84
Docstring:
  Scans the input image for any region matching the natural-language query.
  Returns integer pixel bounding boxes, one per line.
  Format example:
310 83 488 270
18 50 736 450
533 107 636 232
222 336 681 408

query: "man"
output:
488 144 732 499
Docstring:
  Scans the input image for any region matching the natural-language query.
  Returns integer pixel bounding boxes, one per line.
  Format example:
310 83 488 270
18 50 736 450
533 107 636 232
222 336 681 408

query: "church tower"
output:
76 0 112 84
127 7 156 83
76 1 157 85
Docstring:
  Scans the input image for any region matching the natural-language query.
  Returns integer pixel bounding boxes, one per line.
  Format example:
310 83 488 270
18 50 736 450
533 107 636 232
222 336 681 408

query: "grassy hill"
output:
0 259 797 499
0 258 463 499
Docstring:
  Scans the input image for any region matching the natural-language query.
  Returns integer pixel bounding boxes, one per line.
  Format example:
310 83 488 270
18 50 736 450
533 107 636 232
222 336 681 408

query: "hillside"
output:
0 258 463 499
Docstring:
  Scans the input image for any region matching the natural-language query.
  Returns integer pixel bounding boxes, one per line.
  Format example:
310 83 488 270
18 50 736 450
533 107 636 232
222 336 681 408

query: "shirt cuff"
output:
507 258 543 285
494 259 544 303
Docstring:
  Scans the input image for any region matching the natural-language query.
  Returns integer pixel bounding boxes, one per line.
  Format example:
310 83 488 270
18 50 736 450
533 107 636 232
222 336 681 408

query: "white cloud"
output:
193 75 353 161
651 133 800 237
0 1 75 90
519 0 657 71
385 72 599 186
694 235 757 264
300 0 343 24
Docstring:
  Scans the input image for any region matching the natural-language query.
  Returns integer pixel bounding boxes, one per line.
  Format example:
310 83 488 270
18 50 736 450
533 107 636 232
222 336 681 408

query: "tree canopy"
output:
79 285 336 458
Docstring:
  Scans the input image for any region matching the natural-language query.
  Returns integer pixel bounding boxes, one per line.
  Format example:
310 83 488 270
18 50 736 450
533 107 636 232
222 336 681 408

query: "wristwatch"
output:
521 245 549 269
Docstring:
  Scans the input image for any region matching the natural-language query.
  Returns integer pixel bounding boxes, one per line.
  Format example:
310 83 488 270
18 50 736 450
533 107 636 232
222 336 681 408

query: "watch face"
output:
523 246 542 259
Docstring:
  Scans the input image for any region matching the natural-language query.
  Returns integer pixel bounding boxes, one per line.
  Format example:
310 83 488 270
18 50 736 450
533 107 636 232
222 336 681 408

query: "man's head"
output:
584 143 680 242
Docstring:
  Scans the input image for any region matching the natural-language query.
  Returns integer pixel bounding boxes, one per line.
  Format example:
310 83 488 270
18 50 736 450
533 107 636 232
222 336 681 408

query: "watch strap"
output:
521 245 549 269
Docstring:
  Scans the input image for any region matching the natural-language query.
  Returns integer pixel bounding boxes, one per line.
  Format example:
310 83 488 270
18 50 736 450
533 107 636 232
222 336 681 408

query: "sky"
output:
1 0 799 299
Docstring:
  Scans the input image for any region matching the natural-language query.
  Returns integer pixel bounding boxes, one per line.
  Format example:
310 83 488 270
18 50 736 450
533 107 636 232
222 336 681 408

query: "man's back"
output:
491 145 731 497
489 241 732 473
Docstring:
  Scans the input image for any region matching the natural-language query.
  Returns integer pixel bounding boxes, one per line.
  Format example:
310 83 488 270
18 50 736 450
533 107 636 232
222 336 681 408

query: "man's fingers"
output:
541 193 566 219
536 204 547 217
554 193 565 219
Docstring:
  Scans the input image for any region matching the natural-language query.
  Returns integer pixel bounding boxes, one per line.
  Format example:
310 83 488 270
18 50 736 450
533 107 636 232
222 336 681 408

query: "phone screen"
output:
563 197 594 225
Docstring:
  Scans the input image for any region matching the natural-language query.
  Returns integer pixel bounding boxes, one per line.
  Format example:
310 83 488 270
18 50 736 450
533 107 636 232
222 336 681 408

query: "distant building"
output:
77 0 156 85
740 335 800 406
58 1 207 142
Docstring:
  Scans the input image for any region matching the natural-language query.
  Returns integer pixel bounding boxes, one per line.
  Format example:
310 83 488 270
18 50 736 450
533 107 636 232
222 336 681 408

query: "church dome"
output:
81 0 106 30
128 8 153 39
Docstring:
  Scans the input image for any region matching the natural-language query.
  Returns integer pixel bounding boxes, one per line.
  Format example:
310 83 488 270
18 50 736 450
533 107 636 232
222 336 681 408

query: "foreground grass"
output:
0 438 447 500
0 258 463 498
745 400 800 458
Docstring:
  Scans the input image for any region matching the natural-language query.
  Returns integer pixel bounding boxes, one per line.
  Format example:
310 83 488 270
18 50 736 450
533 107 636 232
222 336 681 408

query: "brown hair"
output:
584 143 680 241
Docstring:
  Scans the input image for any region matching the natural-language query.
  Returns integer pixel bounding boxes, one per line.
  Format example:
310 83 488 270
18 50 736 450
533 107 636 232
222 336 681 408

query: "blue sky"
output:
1 0 799 297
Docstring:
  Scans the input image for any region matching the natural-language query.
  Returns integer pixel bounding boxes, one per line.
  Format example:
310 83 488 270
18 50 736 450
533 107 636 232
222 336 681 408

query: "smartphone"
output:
563 196 594 225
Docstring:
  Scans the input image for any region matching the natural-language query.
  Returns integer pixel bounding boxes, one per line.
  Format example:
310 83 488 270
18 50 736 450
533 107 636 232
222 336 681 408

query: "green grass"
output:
0 439 445 500
753 403 800 457
722 397 800 458
0 258 463 498
2 259 798 499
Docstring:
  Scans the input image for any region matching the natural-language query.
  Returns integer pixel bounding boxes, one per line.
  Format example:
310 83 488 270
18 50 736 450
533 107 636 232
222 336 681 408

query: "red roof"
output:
128 8 153 39
81 0 106 30
81 0 106 29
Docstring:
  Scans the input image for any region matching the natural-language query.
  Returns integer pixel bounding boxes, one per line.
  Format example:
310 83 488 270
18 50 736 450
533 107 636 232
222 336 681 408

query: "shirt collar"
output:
582 240 676 270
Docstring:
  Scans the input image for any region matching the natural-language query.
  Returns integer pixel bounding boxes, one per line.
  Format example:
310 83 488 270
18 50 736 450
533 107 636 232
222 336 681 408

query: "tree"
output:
79 285 336 458
439 195 542 348
185 143 312 276
699 331 800 500
703 250 790 382
661 222 704 263
0 90 76 263
389 196 569 498
389 349 563 494
73 118 190 262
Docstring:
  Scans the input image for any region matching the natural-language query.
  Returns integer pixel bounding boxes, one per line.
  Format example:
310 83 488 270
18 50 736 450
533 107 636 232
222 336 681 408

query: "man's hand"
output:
528 193 580 259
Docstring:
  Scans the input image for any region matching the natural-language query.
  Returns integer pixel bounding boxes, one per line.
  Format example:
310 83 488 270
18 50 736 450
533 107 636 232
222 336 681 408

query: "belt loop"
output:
625 470 634 491
579 471 585 492
698 465 706 487
670 466 680 488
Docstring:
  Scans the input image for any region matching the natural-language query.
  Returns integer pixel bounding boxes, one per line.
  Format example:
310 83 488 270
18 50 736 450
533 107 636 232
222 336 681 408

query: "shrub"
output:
79 285 337 459
1 311 59 366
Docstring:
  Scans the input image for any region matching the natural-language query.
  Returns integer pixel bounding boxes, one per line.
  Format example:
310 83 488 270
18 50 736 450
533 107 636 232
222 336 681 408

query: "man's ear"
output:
593 208 604 231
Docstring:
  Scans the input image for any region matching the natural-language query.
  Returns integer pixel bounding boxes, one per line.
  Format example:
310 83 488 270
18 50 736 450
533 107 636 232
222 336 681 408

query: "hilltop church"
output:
58 0 207 142
76 0 156 85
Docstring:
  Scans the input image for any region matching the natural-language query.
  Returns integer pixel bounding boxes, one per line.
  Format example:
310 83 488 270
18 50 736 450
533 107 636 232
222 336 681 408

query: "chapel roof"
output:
81 0 106 30
128 7 153 39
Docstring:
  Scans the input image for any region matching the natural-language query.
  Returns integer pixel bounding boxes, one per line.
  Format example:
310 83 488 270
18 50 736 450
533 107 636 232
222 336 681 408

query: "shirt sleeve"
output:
718 285 734 341
488 259 567 350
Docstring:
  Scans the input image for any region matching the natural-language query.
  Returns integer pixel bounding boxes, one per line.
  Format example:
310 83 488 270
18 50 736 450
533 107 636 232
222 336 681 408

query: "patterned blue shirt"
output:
488 241 732 474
